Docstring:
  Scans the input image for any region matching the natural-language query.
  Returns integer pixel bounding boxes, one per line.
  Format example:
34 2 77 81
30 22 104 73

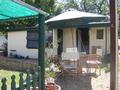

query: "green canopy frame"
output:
0 0 48 90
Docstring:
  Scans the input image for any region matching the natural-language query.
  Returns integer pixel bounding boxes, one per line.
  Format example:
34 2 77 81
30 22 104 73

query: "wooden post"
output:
38 14 45 90
109 0 118 90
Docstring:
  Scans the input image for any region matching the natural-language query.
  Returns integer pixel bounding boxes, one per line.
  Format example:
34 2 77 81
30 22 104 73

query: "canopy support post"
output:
38 14 45 90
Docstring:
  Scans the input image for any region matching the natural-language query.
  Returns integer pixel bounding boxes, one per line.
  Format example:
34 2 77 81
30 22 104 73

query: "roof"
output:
45 10 109 29
0 0 48 21
45 10 106 23
88 21 110 27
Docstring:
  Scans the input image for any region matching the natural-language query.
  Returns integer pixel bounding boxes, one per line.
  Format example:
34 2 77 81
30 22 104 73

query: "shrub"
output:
103 53 110 64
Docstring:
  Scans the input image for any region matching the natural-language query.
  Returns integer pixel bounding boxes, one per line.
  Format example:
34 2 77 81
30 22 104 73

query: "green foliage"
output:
53 2 64 15
24 0 55 16
102 54 111 73
56 0 109 15
64 0 80 11
0 17 38 33
80 0 109 14
46 71 57 78
118 7 120 13
103 64 110 73
103 53 110 64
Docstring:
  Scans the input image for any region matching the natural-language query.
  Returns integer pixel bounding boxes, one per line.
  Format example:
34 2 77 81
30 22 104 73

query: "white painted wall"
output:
89 27 110 55
53 29 58 55
63 28 76 52
8 31 38 59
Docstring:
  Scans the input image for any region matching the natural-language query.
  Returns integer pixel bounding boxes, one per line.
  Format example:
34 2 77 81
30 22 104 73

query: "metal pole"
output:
38 14 45 90
109 0 118 90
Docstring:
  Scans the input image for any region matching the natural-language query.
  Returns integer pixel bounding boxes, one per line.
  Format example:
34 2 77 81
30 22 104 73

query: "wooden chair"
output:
80 54 102 75
85 54 102 75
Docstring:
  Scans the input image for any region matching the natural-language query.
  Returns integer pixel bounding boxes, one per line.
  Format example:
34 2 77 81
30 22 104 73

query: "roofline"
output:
47 21 110 29
12 0 48 16
45 16 106 23
0 15 38 22
88 21 110 25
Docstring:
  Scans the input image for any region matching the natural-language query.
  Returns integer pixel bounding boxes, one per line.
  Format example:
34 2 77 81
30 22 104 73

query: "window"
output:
27 31 38 49
96 29 104 39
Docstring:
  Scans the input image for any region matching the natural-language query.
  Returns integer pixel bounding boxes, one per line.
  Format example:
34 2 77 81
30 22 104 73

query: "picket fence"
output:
1 67 41 90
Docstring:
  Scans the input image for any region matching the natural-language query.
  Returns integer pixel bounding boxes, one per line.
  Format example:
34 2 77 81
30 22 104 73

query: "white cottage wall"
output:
8 31 38 59
89 27 110 55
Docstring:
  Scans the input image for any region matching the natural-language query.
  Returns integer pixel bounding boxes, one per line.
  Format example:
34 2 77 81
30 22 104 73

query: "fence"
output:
1 67 41 90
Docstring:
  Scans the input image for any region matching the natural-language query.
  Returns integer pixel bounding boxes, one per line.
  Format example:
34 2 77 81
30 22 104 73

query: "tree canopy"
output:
57 0 109 15
80 0 109 14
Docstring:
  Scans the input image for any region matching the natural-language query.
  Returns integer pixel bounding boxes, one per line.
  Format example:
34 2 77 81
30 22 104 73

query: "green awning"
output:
0 15 9 20
0 0 47 21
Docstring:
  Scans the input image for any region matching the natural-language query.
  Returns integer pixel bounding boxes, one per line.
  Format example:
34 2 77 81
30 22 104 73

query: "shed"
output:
45 10 110 56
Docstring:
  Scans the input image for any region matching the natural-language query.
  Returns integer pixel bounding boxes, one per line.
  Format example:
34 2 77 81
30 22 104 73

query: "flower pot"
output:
46 83 61 90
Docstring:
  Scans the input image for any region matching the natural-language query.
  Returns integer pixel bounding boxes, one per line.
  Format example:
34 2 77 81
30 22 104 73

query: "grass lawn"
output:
0 70 26 89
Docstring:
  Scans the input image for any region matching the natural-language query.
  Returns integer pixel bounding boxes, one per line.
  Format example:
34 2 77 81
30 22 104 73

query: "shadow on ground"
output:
55 74 97 90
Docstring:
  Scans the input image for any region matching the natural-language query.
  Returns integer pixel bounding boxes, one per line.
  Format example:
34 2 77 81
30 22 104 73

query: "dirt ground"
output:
55 70 110 90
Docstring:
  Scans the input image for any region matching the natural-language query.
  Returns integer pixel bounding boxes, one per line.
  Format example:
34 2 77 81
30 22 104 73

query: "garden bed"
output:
0 56 38 72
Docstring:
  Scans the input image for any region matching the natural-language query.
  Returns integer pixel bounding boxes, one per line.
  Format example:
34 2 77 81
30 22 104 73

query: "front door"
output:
77 28 89 54
57 29 63 55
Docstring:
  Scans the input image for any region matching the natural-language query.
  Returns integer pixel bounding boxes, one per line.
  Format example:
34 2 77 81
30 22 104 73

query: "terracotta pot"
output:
46 83 57 90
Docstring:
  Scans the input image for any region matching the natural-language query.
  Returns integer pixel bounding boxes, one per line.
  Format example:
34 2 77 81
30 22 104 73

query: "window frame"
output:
26 31 38 49
96 29 104 40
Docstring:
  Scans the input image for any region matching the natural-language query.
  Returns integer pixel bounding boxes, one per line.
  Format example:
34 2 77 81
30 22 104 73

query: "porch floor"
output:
55 70 110 90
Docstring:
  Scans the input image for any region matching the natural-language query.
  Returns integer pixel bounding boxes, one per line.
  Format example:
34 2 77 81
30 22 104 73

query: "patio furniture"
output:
80 54 102 75
61 48 82 77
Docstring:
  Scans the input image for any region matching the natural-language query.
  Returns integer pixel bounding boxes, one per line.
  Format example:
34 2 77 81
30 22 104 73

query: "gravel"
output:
55 71 110 90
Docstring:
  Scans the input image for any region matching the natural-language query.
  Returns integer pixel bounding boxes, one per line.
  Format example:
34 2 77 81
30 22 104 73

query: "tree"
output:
64 0 80 11
58 0 109 15
80 0 109 14
24 0 55 16
53 1 64 15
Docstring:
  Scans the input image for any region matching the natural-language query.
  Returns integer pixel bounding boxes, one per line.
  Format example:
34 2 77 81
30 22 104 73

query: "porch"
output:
52 27 110 56
55 72 110 90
